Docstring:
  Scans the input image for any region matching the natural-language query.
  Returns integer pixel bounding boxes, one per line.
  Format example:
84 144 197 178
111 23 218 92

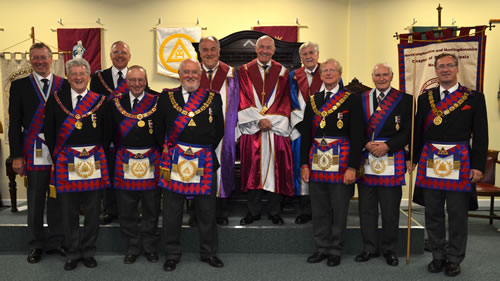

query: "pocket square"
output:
461 105 471 110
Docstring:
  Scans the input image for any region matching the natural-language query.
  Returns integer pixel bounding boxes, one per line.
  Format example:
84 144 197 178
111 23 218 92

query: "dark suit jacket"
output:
412 86 488 171
8 75 68 158
90 67 114 97
44 83 112 156
300 89 364 169
156 87 224 169
111 92 162 149
363 89 413 154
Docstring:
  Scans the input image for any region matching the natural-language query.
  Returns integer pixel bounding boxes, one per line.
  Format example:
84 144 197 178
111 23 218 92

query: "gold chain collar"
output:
428 89 469 126
54 92 106 121
168 91 215 118
113 96 158 121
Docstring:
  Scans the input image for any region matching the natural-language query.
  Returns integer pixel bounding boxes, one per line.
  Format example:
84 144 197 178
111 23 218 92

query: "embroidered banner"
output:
252 26 298 42
57 28 102 74
156 27 201 78
397 26 487 94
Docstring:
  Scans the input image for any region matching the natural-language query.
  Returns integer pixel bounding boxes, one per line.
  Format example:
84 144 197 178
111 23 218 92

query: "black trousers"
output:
162 176 218 261
423 188 470 264
26 170 64 250
102 151 118 216
117 189 161 255
60 190 102 260
309 182 354 256
247 189 282 216
298 195 312 216
357 184 402 253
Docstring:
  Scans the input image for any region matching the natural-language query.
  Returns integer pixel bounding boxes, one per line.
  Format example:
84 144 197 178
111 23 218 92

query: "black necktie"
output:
310 70 316 76
443 90 450 96
207 69 213 83
76 95 82 108
262 64 269 72
377 92 385 104
117 71 124 87
41 78 49 95
324 91 332 104
133 98 139 109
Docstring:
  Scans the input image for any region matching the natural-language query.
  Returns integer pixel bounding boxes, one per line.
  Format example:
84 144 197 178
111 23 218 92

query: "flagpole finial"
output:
257 17 260 25
58 18 63 26
296 18 300 25
96 18 103 25
436 4 443 28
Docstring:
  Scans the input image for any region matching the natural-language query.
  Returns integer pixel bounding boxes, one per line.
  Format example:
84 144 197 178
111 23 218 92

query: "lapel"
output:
122 93 132 112
103 67 115 89
60 87 74 111
174 88 186 107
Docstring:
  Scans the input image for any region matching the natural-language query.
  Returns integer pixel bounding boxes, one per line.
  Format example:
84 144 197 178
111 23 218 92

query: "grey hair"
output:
199 36 220 49
299 42 319 54
321 58 343 74
110 41 130 52
66 58 91 75
256 35 275 47
127 65 148 80
372 63 393 75
179 58 202 73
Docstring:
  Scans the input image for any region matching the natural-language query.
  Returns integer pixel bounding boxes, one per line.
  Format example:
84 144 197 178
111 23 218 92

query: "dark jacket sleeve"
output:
470 91 488 172
347 94 364 169
385 94 413 153
43 94 57 157
8 80 24 158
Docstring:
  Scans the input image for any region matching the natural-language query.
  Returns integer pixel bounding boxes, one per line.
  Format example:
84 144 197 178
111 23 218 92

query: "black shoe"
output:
445 261 461 277
46 247 66 257
295 214 312 224
307 252 327 263
354 251 380 262
240 213 261 225
163 259 178 272
216 217 229 226
427 259 446 273
124 254 138 264
64 259 79 271
144 252 159 263
327 255 341 266
269 214 284 225
201 256 224 268
100 213 116 225
27 248 42 264
383 251 399 266
82 257 97 268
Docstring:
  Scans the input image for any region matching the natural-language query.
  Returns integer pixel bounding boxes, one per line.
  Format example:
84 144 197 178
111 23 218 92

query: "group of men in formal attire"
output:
9 35 487 277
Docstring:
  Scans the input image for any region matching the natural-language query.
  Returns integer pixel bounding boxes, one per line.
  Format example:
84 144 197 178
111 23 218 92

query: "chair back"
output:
478 150 499 185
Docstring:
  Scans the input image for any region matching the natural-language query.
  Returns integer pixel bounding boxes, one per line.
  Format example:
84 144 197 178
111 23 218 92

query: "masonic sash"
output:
97 71 129 99
200 62 230 91
114 147 159 190
424 86 470 133
362 88 403 139
309 137 350 184
23 74 64 171
246 60 281 109
311 90 350 137
415 142 471 192
114 93 158 146
293 66 322 102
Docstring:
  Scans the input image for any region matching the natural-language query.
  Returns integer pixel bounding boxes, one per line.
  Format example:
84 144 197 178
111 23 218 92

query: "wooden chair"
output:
469 149 500 224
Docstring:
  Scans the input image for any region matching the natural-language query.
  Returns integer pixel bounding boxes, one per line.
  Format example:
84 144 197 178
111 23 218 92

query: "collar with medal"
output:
168 91 215 124
428 88 469 126
54 91 106 130
113 96 158 128
310 90 350 129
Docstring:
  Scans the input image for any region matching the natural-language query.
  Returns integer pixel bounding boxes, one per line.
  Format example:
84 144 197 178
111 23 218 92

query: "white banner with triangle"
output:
156 27 201 78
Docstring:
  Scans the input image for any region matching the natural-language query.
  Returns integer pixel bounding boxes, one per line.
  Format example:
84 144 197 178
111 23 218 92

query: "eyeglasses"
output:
127 78 146 84
321 68 339 73
436 63 457 70
111 51 129 56
30 56 50 61
180 70 200 75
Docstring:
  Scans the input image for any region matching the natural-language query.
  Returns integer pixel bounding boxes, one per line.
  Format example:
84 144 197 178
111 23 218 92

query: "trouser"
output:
423 188 470 264
117 189 161 255
27 170 64 250
310 182 354 256
60 190 102 260
247 189 282 216
357 184 402 253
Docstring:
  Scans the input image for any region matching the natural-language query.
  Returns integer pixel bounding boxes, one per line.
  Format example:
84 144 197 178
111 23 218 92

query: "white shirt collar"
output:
305 65 318 75
112 66 128 77
71 88 88 108
203 62 219 72
377 87 392 97
439 83 459 95
33 72 53 82
129 91 145 107
257 60 271 69
325 84 340 95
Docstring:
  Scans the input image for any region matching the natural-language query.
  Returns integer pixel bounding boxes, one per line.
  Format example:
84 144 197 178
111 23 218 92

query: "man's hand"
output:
301 165 310 183
343 167 356 185
406 161 415 174
366 141 390 158
12 157 25 175
470 169 483 183
258 119 273 132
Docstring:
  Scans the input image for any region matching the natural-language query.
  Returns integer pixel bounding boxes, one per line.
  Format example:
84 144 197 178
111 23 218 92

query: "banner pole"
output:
406 51 417 265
